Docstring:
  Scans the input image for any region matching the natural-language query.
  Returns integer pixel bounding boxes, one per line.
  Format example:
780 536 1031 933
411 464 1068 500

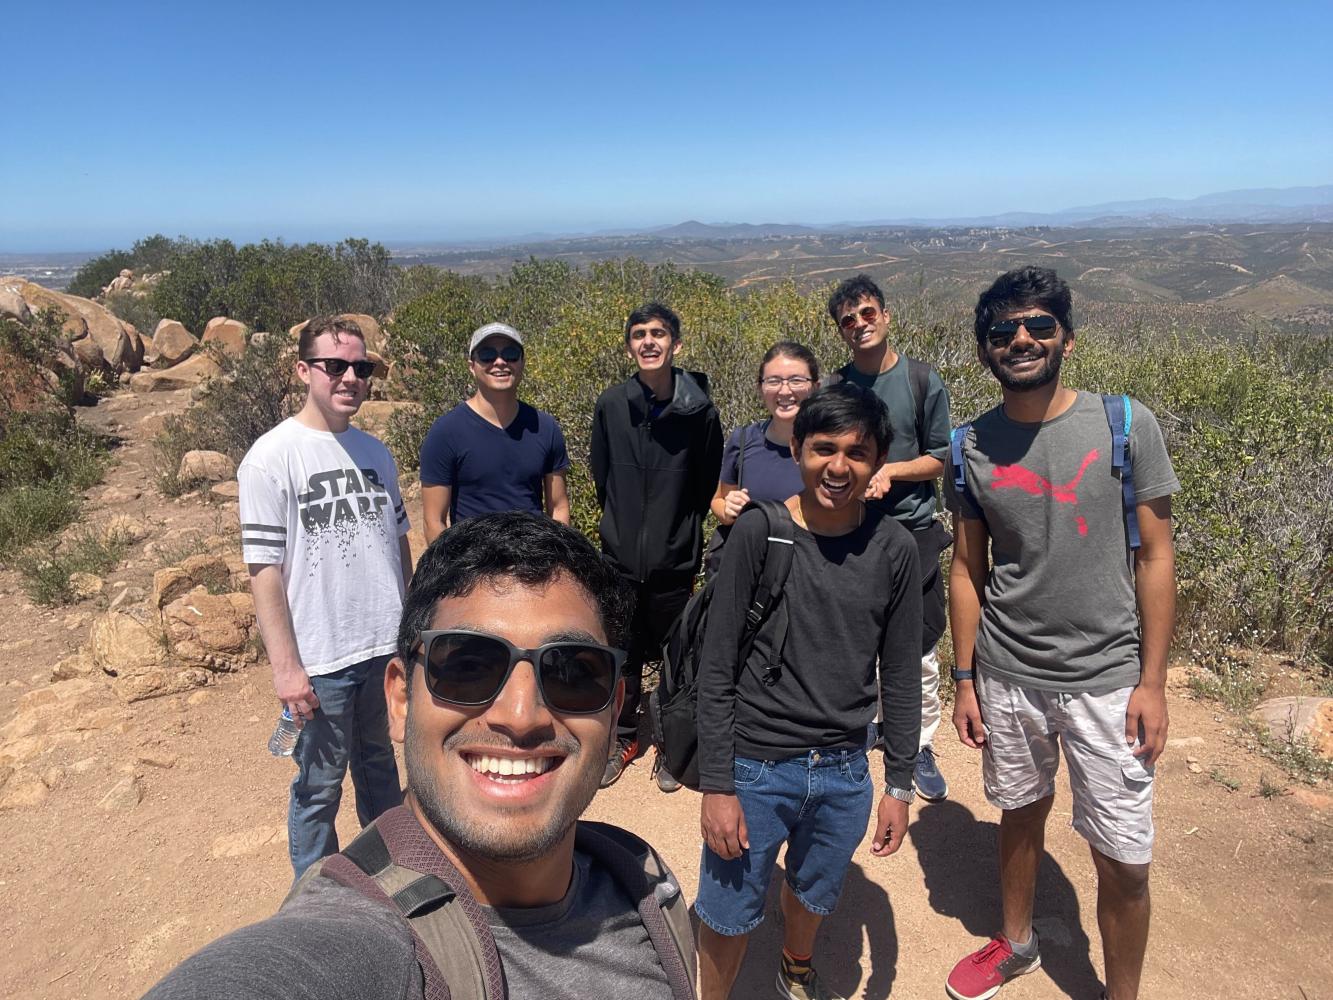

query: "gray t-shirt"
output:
485 850 672 1000
945 391 1180 693
142 850 673 1000
835 357 951 530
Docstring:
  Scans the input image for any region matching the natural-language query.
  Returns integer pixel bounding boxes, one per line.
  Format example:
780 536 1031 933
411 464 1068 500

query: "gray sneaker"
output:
776 967 845 1000
652 754 681 793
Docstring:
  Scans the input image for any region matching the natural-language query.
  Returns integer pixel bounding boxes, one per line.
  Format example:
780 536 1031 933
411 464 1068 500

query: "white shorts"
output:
977 671 1155 865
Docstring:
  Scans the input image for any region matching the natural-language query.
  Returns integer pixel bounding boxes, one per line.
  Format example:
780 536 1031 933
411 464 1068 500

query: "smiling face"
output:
296 331 369 428
793 427 882 510
387 573 622 864
469 334 525 393
759 353 816 421
835 295 891 354
624 317 679 375
979 306 1073 392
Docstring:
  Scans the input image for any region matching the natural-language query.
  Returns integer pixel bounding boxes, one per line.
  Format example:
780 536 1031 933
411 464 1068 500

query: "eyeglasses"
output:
304 357 376 379
473 344 524 364
759 375 814 390
986 314 1060 348
838 305 880 331
414 629 624 714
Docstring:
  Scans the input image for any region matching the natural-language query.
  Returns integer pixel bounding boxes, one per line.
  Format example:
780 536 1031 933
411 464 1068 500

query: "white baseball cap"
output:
467 322 524 355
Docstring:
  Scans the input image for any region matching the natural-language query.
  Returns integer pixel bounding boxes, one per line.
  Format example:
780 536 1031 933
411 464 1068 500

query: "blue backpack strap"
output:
950 423 977 512
1102 394 1141 551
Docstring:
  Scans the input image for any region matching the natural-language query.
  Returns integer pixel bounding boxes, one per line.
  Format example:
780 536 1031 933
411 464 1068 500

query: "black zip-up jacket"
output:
590 369 724 582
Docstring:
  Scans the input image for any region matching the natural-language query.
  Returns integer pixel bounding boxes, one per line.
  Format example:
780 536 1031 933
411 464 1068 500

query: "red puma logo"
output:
989 449 1099 536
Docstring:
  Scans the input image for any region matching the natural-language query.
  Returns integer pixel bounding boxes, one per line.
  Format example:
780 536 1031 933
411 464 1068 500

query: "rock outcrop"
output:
149 319 196 367
129 352 221 393
202 317 248 359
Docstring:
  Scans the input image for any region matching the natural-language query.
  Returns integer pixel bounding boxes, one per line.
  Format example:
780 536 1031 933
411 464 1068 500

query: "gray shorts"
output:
977 671 1155 864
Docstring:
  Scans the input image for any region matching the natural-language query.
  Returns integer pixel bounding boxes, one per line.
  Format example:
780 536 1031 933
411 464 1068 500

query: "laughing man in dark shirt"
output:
695 384 922 1000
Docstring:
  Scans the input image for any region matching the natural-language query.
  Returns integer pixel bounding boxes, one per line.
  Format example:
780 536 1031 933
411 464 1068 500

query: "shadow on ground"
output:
912 799 1103 998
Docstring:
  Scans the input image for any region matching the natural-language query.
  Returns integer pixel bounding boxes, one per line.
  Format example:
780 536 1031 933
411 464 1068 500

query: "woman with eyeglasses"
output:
704 341 820 575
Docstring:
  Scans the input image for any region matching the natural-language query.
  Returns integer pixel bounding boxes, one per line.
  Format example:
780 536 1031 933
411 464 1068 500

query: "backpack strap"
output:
950 423 980 517
1101 394 1141 551
740 499 796 685
905 357 931 455
575 822 698 999
287 809 502 1000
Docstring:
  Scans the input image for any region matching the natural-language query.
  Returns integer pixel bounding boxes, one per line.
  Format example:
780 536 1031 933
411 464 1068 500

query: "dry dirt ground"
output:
1 388 1331 1000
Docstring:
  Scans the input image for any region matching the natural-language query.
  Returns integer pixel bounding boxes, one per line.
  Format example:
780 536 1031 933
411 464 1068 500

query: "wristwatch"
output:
885 785 916 804
951 667 975 683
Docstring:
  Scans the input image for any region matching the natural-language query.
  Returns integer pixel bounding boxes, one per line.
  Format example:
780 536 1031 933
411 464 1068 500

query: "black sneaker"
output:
600 738 638 789
652 752 681 793
914 745 949 801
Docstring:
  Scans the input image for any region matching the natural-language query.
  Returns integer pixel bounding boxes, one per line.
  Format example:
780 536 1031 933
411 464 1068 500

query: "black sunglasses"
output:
986 314 1060 348
414 629 624 714
304 357 376 379
474 344 524 364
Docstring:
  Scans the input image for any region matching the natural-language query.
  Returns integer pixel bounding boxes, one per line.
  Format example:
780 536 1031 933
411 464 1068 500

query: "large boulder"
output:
1255 696 1333 760
58 294 135 373
1 277 87 340
177 450 236 484
129 352 221 393
162 587 258 672
0 285 31 323
352 400 415 437
290 313 386 355
150 319 197 367
202 317 249 359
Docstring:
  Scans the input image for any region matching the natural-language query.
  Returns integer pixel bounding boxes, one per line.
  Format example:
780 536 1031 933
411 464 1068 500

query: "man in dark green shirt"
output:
827 275 953 803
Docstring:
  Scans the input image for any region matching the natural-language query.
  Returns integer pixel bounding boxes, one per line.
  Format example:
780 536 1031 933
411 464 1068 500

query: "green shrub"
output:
385 257 1333 676
14 525 133 606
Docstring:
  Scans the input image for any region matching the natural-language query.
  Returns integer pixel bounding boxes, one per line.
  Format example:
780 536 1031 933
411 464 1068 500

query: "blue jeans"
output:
289 654 402 877
695 749 874 936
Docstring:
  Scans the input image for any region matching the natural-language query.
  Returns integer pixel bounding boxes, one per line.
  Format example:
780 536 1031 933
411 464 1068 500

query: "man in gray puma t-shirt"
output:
943 267 1178 1000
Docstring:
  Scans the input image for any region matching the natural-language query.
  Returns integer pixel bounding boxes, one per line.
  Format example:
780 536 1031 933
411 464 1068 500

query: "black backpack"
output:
650 499 795 790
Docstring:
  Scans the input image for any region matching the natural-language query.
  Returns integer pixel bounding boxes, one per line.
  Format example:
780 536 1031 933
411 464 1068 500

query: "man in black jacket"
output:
590 302 724 790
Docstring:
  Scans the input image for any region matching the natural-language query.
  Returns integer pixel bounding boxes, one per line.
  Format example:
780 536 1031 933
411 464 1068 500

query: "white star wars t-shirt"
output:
239 418 409 676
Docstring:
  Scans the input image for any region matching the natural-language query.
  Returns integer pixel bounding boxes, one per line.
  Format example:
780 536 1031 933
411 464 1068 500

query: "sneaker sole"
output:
915 783 949 802
944 956 1040 1000
775 971 843 1000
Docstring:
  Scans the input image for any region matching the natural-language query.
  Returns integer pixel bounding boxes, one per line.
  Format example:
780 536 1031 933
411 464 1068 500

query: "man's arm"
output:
543 471 571 525
248 563 319 723
871 535 922 857
949 512 990 749
421 484 451 545
1128 495 1174 765
589 396 609 509
868 454 945 498
397 534 413 589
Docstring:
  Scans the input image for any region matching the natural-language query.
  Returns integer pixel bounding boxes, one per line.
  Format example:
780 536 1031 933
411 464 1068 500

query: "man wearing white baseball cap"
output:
419 322 571 543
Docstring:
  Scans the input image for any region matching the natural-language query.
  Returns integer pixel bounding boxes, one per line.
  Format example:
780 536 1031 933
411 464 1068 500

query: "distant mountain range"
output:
628 186 1333 240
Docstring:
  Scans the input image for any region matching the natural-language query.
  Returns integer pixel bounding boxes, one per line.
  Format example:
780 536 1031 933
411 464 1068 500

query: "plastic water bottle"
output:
267 709 301 757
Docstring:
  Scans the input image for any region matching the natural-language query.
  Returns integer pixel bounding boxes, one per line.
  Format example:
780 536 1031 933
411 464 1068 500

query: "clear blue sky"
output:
4 0 1331 251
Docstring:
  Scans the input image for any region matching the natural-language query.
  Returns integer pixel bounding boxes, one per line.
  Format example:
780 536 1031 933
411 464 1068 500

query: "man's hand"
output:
863 465 893 501
273 663 319 726
953 681 986 749
871 795 909 856
1126 683 1169 766
720 488 750 525
701 792 749 860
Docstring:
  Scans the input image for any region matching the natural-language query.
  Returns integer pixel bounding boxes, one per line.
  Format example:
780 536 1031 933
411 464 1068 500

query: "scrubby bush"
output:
385 258 1333 673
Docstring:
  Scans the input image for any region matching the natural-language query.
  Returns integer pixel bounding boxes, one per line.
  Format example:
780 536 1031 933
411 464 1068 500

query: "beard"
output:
987 341 1065 391
404 711 612 864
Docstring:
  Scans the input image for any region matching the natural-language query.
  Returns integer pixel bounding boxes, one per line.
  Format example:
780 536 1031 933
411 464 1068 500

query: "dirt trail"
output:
1 388 1330 1000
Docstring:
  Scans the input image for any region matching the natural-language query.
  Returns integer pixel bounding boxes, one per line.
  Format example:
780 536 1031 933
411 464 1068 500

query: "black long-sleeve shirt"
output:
696 505 923 793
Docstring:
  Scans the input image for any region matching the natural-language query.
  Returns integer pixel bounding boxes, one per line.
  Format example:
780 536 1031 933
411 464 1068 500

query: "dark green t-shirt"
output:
835 357 951 531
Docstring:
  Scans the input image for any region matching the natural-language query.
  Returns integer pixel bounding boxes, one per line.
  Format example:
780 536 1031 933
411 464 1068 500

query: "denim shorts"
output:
694 749 874 936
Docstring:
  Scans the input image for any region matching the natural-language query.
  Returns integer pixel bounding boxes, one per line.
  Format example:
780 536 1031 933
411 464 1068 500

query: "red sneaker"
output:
945 935 1041 1000
600 738 638 788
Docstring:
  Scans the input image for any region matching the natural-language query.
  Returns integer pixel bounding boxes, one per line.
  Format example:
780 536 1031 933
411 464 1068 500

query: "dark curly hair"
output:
973 266 1074 347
